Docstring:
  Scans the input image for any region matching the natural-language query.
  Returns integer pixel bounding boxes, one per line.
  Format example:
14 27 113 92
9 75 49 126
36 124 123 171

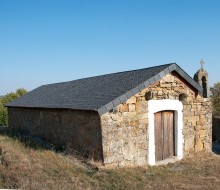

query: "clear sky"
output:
0 0 219 95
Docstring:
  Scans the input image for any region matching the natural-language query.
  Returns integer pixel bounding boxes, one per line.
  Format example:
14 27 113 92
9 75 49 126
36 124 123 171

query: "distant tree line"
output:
211 82 220 117
0 88 27 126
0 83 219 126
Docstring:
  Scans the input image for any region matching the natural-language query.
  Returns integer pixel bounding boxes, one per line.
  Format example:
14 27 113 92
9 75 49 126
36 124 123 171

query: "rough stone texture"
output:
8 108 103 161
101 106 148 167
101 72 212 167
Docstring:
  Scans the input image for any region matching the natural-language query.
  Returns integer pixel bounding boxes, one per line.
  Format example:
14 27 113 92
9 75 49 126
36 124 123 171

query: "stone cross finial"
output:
200 59 205 69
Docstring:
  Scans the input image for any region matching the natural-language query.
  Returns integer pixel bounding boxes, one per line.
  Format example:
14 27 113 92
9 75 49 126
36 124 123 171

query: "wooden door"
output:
154 111 175 161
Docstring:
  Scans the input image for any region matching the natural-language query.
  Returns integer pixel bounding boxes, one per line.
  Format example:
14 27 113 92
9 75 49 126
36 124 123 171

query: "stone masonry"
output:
8 108 103 161
101 72 212 167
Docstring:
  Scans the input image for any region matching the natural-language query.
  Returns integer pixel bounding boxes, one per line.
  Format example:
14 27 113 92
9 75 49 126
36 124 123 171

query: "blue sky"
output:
0 0 219 95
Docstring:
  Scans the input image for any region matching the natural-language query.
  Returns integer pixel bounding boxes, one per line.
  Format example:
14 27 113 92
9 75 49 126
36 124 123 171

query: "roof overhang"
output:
98 63 202 115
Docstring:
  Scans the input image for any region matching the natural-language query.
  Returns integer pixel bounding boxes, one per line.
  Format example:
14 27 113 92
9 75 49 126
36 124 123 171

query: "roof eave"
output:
6 105 98 113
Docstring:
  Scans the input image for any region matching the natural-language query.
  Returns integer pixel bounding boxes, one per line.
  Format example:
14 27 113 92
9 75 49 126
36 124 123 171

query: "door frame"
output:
148 99 183 165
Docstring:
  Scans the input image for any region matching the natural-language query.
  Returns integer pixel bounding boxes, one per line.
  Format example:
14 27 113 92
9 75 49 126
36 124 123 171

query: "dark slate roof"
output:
6 63 202 115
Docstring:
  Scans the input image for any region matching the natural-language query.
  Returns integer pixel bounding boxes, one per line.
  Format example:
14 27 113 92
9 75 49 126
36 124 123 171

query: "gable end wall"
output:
101 73 212 167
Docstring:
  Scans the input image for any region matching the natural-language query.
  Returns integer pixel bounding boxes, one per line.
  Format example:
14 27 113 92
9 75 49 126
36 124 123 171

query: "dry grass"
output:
0 133 220 190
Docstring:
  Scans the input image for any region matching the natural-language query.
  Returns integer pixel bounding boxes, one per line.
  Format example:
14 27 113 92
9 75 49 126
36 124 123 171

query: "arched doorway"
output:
148 99 183 165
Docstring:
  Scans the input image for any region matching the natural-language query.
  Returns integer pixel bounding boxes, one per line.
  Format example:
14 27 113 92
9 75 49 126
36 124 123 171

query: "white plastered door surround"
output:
148 99 183 165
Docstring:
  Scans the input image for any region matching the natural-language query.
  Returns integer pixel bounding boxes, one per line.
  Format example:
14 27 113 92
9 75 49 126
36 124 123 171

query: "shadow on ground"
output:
1 126 220 155
0 126 54 150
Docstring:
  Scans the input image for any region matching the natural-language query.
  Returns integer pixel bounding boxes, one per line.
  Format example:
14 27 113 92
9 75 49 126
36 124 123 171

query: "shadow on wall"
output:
212 142 220 155
212 117 220 155
213 117 220 143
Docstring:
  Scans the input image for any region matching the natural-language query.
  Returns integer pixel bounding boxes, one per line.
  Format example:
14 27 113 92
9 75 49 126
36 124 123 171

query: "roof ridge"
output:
42 63 175 87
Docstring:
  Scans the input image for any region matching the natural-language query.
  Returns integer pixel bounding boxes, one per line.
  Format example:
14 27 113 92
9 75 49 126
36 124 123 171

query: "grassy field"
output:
0 131 220 190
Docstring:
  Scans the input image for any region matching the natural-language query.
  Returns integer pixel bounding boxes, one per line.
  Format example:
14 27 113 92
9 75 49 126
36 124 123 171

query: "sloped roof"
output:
6 63 202 115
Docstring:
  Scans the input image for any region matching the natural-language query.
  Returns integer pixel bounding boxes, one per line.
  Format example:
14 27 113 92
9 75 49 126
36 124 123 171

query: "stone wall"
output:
101 98 148 167
183 97 212 155
8 107 103 161
101 72 212 167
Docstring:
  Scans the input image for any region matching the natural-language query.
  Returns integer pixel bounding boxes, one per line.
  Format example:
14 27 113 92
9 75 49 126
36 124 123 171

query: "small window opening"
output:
202 76 207 98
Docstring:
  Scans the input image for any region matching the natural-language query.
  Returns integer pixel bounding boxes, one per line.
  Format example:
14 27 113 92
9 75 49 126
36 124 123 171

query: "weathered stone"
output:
199 115 206 120
195 141 204 153
174 87 179 91
198 111 206 115
194 125 203 131
199 130 206 138
150 81 160 88
160 83 172 88
157 91 163 96
126 96 136 104
119 104 129 112
163 75 175 83
129 104 136 112
187 116 199 122
168 95 175 100
191 121 197 127
188 148 195 156
185 138 194 151
110 114 120 121
178 89 187 94
135 101 147 114
172 83 177 87
196 120 206 126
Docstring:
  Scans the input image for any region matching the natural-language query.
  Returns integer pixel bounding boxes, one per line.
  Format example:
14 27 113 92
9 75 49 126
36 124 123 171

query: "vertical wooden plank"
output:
168 111 175 157
173 112 175 156
154 112 163 161
162 111 169 160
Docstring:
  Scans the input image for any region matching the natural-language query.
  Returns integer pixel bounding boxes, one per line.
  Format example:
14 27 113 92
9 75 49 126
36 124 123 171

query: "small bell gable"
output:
193 59 210 98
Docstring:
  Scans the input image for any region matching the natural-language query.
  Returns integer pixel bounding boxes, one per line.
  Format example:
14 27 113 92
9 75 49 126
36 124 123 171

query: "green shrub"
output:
211 82 220 117
0 88 27 126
